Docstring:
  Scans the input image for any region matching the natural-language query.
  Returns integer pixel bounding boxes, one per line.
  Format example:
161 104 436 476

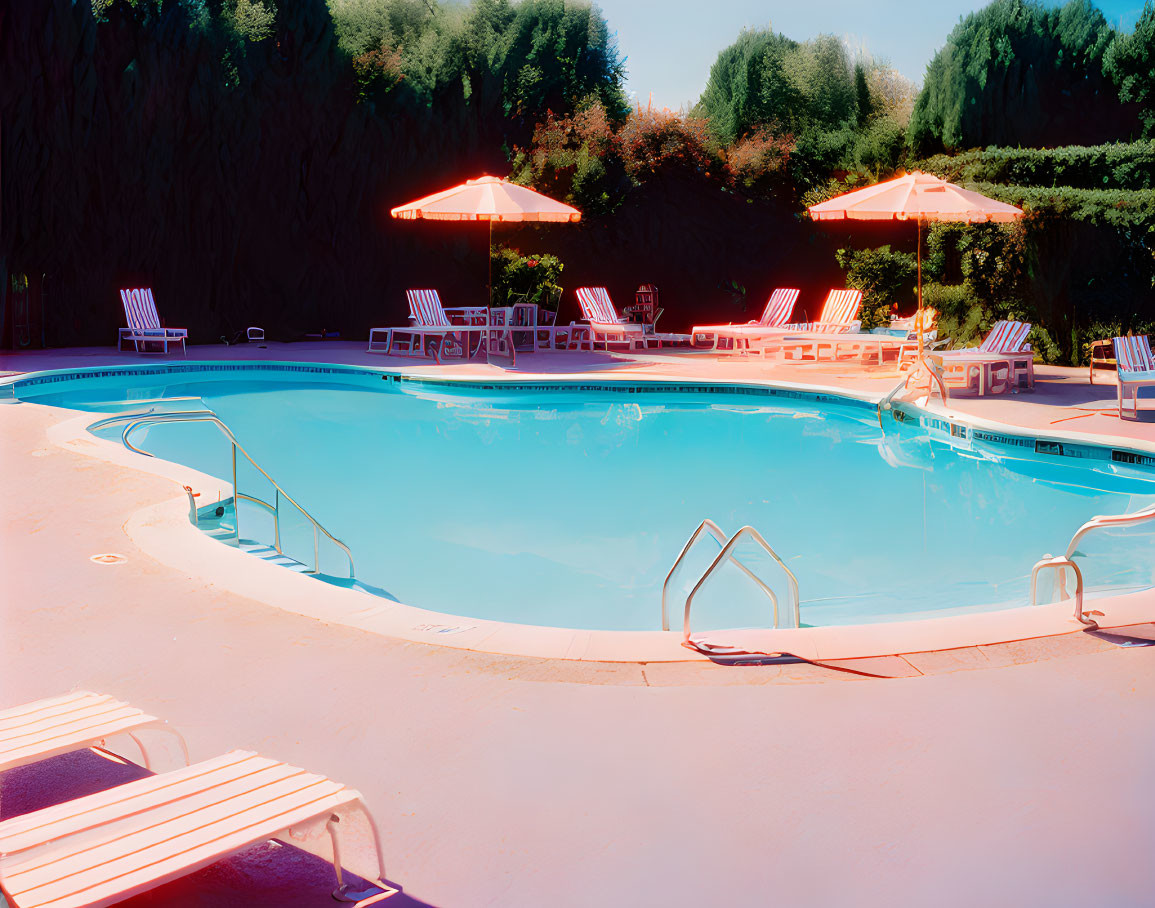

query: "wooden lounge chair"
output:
691 288 800 352
937 320 1034 394
1113 335 1155 419
574 287 689 351
118 289 187 355
367 289 487 362
0 691 187 775
0 750 395 907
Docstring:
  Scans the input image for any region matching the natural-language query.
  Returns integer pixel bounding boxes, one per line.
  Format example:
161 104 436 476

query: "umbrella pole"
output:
913 217 947 403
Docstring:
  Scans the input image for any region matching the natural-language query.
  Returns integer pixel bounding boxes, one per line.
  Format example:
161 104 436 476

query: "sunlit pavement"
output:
2 343 1154 907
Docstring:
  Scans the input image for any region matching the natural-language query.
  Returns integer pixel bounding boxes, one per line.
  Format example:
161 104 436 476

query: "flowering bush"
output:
491 246 564 310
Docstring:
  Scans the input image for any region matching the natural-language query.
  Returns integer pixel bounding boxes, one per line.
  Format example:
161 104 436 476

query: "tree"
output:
908 0 1138 152
1104 1 1155 137
694 28 798 145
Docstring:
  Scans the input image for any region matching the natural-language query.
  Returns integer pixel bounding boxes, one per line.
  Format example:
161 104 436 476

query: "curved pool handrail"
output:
120 411 355 579
661 519 779 632
1064 502 1155 561
683 525 800 643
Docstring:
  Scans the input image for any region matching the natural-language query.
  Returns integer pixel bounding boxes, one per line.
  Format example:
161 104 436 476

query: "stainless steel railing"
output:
116 409 354 579
1029 501 1155 626
662 519 800 640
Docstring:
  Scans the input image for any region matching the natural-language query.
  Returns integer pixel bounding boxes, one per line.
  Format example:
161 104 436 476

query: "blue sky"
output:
595 0 1148 110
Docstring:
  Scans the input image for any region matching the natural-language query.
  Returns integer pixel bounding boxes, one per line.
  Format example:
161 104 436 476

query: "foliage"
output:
918 141 1155 190
233 0 276 42
834 246 917 330
511 103 718 214
963 183 1155 230
908 0 1138 153
1103 2 1155 137
693 28 799 146
722 129 792 196
490 246 564 309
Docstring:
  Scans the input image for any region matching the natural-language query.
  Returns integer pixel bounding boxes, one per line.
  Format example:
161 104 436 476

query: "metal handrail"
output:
1064 502 1155 561
120 411 354 578
681 525 800 643
661 519 779 631
1028 501 1155 627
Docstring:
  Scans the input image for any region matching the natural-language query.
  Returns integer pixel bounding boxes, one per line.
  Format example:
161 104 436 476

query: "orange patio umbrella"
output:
391 175 581 308
808 171 1023 386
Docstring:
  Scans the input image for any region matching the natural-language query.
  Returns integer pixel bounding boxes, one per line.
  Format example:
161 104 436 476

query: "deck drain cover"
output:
90 553 128 565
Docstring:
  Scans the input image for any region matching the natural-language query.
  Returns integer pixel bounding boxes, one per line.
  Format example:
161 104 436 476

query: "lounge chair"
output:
0 695 393 907
755 289 866 361
1113 335 1155 419
691 288 800 352
937 320 1034 394
574 287 689 352
0 691 187 774
118 289 187 355
367 289 487 362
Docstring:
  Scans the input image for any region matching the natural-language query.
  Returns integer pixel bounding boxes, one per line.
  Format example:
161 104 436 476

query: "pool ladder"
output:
93 408 355 579
662 520 800 643
1029 501 1155 628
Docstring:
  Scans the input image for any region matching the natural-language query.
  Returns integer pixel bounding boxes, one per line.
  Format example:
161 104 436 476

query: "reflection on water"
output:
57 376 1155 631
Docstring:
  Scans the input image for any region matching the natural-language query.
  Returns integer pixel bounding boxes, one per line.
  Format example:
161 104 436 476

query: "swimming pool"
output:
15 363 1155 633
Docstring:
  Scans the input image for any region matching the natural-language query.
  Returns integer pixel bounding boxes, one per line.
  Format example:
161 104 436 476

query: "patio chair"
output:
367 289 487 362
574 287 689 352
1113 335 1155 419
0 750 395 908
118 289 187 355
691 288 800 352
0 691 188 775
936 320 1034 394
754 289 866 361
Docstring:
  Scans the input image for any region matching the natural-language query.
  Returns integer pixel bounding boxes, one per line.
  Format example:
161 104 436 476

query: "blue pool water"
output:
18 365 1155 631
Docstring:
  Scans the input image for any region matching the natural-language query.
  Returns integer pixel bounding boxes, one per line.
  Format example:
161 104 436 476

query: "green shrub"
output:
490 246 564 310
918 141 1155 191
834 245 917 329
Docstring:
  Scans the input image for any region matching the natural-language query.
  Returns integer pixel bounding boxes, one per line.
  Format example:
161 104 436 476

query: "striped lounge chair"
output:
937 320 1034 395
0 694 394 907
118 289 187 355
574 287 690 352
757 288 867 361
367 288 487 362
691 288 800 352
1113 335 1155 419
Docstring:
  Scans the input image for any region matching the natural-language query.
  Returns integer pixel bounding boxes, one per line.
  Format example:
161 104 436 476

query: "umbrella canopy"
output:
808 171 1024 398
808 170 1022 223
391 175 581 223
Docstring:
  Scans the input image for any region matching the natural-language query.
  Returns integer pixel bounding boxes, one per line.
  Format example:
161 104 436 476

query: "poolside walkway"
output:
3 343 1155 906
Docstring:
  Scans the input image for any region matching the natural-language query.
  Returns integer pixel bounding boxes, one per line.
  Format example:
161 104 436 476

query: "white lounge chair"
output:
0 750 395 907
368 289 488 362
937 319 1034 394
691 288 800 352
757 289 866 361
118 289 187 355
574 287 689 351
0 691 187 774
1114 335 1155 419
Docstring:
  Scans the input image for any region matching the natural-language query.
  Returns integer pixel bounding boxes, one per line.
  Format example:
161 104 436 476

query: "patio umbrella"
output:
391 175 581 309
808 171 1023 393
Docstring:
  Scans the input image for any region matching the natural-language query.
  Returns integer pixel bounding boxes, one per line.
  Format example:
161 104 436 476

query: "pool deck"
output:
3 343 1155 906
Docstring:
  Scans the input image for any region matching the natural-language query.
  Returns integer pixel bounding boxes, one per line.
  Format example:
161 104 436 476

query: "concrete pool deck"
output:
3 343 1155 906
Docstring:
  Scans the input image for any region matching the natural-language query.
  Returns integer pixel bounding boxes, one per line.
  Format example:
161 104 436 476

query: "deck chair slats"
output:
0 752 271 848
6 785 355 908
0 751 358 908
6 770 341 883
575 287 620 324
0 693 158 774
406 289 452 327
1115 335 1154 373
760 288 800 327
817 289 862 326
